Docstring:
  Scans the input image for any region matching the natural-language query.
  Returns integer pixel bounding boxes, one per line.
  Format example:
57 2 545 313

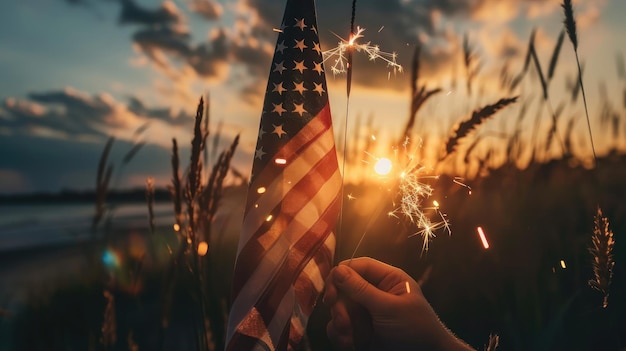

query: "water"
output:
0 202 174 252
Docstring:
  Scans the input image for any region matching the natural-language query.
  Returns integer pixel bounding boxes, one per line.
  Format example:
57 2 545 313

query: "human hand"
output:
323 257 474 351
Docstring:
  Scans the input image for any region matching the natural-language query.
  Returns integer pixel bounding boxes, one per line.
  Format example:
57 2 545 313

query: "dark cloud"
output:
189 0 224 21
118 0 181 26
127 96 190 126
1 89 196 139
133 25 193 62
238 0 553 90
0 126 252 193
2 89 116 138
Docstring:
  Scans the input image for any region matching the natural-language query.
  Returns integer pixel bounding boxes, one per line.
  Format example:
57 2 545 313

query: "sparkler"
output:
323 26 403 77
355 140 451 255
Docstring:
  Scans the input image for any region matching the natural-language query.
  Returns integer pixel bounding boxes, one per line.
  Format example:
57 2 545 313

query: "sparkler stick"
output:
337 0 358 260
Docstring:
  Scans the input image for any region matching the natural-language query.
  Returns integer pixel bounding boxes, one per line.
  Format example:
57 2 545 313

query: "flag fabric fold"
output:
225 0 341 350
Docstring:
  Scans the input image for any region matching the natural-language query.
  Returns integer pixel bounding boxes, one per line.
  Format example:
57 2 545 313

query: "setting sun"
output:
374 157 393 175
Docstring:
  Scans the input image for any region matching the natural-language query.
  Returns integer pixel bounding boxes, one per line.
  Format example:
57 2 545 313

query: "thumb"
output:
332 265 386 310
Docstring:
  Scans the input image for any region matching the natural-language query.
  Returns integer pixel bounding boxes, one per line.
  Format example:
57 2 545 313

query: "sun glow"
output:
374 157 393 175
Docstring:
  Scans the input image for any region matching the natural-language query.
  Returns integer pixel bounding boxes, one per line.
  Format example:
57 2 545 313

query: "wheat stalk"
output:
588 207 615 308
443 97 518 157
401 45 441 143
562 0 597 164
170 138 184 230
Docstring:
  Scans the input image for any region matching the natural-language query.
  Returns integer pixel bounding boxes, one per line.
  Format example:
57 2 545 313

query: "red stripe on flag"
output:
245 104 332 213
231 145 339 298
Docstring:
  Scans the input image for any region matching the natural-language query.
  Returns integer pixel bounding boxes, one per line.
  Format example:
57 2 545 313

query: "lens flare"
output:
102 249 121 268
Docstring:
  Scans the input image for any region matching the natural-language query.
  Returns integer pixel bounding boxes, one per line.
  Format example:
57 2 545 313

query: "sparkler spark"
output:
477 226 490 249
322 26 403 77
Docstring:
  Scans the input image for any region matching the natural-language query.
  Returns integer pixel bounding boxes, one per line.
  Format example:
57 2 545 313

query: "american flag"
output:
225 0 341 350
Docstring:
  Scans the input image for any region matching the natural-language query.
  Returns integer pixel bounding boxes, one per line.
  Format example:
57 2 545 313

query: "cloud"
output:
189 0 224 21
127 95 190 126
1 87 198 140
118 0 182 26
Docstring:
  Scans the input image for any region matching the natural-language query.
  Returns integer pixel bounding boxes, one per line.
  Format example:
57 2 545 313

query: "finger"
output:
331 264 388 310
339 257 409 287
323 278 338 306
327 301 354 350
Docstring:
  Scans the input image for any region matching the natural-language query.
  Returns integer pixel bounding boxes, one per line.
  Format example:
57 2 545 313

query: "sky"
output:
0 0 625 194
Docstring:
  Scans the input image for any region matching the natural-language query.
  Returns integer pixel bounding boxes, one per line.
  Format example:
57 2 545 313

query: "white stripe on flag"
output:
227 169 341 341
238 127 336 252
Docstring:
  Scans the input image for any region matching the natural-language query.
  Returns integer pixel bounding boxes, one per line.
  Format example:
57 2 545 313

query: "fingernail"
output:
334 265 350 283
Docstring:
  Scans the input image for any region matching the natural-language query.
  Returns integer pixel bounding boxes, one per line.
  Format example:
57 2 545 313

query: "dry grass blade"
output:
548 30 565 82
530 45 548 100
444 97 518 157
617 52 625 80
463 32 474 95
588 207 615 308
568 63 584 102
146 177 155 235
509 29 536 92
93 137 115 230
122 142 145 165
524 29 537 73
562 0 578 51
545 102 566 152
563 115 576 157
484 334 499 351
133 122 150 136
101 290 117 349
400 45 441 142
463 135 483 164
212 119 223 161
199 134 240 242
203 93 211 175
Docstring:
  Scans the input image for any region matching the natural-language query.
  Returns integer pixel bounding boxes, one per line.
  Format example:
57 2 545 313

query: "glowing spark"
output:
197 242 209 256
454 177 472 195
347 193 356 200
371 134 376 141
433 200 440 208
266 215 273 222
257 187 267 194
374 157 393 175
173 223 181 232
323 26 403 77
405 281 411 293
354 139 450 255
272 28 283 33
477 227 490 249
275 158 287 165
378 26 385 33
560 260 567 269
